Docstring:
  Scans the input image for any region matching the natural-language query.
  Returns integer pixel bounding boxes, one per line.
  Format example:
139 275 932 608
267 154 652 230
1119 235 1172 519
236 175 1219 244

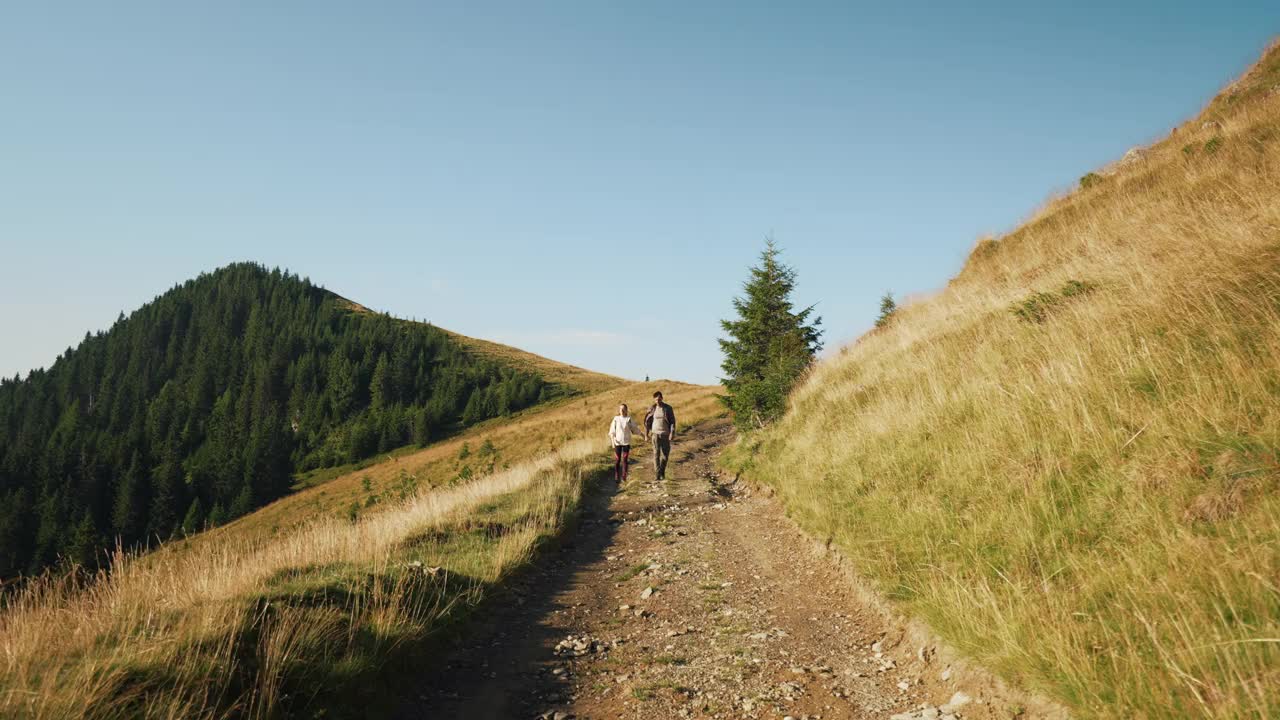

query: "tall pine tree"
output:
718 239 822 430
111 451 148 540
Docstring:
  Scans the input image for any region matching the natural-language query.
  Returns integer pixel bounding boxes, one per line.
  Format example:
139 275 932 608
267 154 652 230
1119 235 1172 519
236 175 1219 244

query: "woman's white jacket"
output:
609 415 644 446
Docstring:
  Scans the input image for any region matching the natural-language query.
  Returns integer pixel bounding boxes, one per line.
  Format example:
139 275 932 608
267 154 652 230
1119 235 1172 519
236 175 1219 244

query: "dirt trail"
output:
399 419 1031 720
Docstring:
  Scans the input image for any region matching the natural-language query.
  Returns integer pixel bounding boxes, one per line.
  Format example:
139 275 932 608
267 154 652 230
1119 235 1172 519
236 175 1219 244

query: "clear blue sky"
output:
2 2 1276 385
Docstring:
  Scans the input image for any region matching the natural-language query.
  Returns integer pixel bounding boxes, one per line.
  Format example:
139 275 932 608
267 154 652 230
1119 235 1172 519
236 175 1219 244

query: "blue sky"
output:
2 2 1277 385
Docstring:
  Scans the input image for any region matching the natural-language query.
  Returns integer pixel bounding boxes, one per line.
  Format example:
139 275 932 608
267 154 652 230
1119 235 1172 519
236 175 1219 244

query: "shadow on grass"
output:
384 469 625 720
105 564 488 720
104 462 620 719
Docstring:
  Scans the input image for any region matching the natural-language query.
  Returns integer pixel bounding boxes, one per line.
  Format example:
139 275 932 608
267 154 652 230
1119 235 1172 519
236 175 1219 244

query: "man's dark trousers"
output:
652 434 671 479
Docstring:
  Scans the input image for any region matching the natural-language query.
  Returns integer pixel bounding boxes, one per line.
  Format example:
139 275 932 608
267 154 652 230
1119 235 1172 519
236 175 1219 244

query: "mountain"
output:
726 41 1280 717
0 263 610 578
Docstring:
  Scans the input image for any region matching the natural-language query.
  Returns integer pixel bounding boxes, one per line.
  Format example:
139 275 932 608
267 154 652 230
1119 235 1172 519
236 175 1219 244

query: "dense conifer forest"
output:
0 263 557 577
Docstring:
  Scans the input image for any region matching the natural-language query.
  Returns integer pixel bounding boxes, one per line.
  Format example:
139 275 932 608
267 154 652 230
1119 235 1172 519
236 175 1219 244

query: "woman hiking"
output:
608 403 646 483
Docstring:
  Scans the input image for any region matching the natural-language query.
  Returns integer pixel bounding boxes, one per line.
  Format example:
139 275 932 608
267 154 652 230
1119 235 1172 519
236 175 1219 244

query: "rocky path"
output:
400 418 1023 720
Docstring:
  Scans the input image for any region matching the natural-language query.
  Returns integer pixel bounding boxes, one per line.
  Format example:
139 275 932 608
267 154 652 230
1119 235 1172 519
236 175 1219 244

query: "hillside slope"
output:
338 296 624 394
207 378 717 545
440 328 625 395
727 41 1280 718
0 263 614 578
0 378 723 719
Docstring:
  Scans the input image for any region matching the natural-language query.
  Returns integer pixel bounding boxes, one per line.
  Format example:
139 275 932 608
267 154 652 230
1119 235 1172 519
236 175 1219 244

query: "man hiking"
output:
644 390 676 481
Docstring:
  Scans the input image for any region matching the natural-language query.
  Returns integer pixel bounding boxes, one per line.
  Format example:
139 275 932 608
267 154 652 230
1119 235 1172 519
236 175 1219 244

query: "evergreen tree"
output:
229 481 254 519
718 239 822 430
111 451 147 541
207 502 228 528
412 406 432 447
328 353 357 418
181 497 204 535
147 456 184 539
67 510 101 568
0 489 34 576
875 292 897 329
369 354 394 409
31 488 67 571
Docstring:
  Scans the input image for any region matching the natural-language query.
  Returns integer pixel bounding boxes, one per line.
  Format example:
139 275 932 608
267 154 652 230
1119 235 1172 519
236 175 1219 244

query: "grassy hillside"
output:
206 379 719 544
439 328 625 395
339 296 624 395
726 41 1280 718
0 378 722 718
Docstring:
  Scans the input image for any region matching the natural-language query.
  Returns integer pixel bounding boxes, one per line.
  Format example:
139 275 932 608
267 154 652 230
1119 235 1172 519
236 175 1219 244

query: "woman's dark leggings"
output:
613 444 631 481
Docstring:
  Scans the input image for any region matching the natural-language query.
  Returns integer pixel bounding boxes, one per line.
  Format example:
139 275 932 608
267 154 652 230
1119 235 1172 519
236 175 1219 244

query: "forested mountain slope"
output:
0 263 583 577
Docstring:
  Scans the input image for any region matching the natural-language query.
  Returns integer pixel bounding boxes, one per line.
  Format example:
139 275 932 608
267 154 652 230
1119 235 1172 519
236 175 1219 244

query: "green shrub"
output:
1060 279 1096 298
972 236 1000 259
1011 279 1097 324
1079 172 1103 189
1204 136 1224 154
1011 291 1060 324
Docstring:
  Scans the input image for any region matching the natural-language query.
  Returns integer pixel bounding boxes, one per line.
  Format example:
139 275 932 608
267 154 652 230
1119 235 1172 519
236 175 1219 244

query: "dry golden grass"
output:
0 441 596 719
1 378 721 718
726 41 1280 719
219 379 720 543
337 294 625 394
439 328 625 394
